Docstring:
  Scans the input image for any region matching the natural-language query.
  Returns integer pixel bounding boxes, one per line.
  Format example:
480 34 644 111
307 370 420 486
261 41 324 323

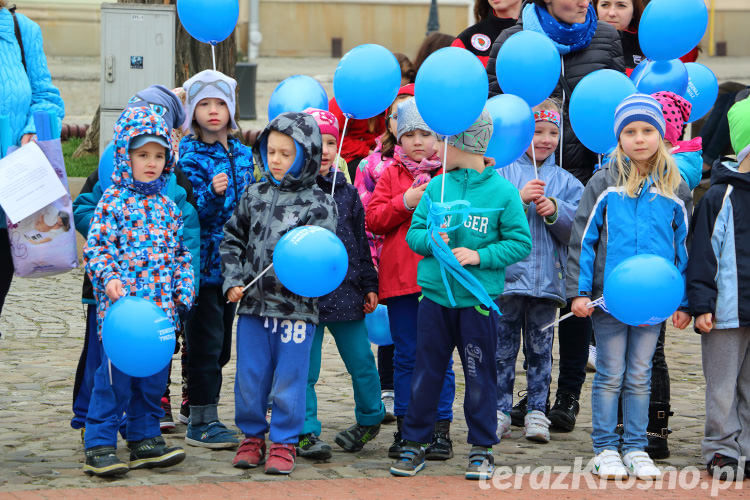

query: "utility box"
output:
99 3 176 152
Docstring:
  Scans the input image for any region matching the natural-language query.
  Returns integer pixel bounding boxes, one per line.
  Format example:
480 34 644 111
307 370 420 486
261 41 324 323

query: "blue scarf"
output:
132 176 167 195
522 3 598 55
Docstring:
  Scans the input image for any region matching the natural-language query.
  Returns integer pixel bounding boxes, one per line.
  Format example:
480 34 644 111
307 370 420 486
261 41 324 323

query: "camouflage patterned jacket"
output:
220 112 337 323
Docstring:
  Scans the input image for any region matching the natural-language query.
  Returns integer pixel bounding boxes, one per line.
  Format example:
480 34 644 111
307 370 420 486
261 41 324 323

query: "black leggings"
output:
0 229 14 322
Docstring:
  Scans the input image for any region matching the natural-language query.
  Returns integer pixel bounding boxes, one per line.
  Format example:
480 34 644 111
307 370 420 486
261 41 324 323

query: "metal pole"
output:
248 0 262 60
426 0 439 35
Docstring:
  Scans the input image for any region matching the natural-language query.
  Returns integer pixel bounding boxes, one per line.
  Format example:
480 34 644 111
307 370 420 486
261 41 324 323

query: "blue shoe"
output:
389 442 425 477
185 421 239 449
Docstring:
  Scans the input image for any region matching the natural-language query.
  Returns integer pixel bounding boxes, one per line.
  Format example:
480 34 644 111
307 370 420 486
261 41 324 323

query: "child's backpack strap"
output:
8 5 27 73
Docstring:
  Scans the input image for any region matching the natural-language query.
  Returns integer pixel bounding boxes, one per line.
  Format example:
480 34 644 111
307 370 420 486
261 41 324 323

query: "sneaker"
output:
382 390 396 423
335 423 381 452
465 446 494 480
185 420 239 449
128 436 186 470
265 443 296 475
510 393 527 427
548 393 579 432
160 397 176 432
497 411 512 439
388 417 404 459
592 450 628 480
389 442 425 477
707 453 740 481
424 420 453 460
178 400 189 425
623 450 661 480
297 433 332 460
233 436 266 469
524 410 551 443
83 446 129 477
586 345 597 372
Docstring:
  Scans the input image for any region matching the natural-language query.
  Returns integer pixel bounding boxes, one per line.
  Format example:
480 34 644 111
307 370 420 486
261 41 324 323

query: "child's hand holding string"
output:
227 286 244 303
520 179 545 204
535 196 556 217
105 279 125 302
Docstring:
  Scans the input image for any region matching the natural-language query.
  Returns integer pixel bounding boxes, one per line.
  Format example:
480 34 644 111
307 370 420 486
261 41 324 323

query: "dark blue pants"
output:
402 297 499 447
71 304 99 429
389 293 455 420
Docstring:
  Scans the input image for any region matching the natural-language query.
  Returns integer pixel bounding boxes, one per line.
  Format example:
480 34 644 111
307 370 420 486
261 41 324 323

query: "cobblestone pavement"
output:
0 267 710 493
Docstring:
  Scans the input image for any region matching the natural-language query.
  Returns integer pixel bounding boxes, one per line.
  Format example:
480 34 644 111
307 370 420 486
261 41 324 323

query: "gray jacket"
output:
220 112 337 323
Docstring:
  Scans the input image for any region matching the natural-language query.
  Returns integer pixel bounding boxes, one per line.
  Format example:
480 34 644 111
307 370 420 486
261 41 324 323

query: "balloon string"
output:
108 359 113 386
541 296 603 331
331 116 350 197
531 141 538 180
226 263 274 304
598 153 602 170
211 45 217 71
440 138 448 203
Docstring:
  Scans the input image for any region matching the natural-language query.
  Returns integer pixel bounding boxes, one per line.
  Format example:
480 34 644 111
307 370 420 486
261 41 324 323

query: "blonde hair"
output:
613 139 681 198
533 98 561 114
0 1 7 8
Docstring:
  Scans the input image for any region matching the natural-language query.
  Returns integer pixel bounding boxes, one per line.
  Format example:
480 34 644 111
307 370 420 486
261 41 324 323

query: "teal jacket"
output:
406 166 532 308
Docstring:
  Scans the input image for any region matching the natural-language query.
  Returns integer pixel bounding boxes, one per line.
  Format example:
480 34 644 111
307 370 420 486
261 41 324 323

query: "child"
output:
296 108 384 460
495 99 584 443
221 111 337 475
567 94 692 481
365 98 456 460
687 95 750 481
179 70 256 448
82 107 194 477
391 110 532 479
354 83 415 421
652 91 703 191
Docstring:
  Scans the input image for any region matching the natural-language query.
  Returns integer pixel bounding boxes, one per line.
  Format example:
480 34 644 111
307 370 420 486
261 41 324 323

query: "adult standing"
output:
594 0 644 75
452 0 522 67
486 0 624 433
0 1 65 336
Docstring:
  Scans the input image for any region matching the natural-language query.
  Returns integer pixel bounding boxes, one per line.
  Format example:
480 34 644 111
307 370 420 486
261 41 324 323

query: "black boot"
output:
548 392 579 432
510 393 527 427
425 420 453 460
388 416 404 459
645 403 673 459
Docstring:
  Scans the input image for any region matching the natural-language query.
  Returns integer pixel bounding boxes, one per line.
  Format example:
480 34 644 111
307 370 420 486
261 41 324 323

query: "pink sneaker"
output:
264 443 296 475
233 437 266 468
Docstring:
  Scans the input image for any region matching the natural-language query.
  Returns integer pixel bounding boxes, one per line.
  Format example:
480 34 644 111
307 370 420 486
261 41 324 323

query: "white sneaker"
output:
586 345 597 372
593 450 628 480
524 410 551 443
381 391 396 423
623 450 662 479
497 411 512 439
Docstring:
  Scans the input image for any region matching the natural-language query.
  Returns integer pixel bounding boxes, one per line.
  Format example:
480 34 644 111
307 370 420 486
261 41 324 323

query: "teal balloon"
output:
102 297 176 378
415 47 488 137
268 75 328 121
365 305 392 346
485 95 534 168
639 0 707 61
684 63 719 123
273 226 348 297
98 141 115 191
603 254 684 326
177 0 239 45
497 31 560 107
569 69 637 154
333 44 401 119
631 59 689 96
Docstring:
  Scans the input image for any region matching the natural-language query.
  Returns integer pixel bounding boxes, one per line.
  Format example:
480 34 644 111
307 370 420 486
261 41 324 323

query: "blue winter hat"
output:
260 135 305 185
614 93 666 139
125 85 185 133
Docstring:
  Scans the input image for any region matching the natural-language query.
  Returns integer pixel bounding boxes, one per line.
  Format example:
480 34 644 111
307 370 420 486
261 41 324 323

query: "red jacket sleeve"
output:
365 165 412 235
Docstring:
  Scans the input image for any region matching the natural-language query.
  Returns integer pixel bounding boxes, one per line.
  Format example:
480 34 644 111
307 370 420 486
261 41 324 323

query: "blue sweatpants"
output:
235 314 315 444
84 341 169 449
304 320 385 436
402 297 499 447
389 293 455 420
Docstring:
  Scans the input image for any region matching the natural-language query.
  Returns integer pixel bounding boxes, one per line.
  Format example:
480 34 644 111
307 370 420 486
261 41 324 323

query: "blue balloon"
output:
603 254 684 326
497 31 560 107
684 63 719 123
485 95 535 168
639 0 707 62
631 59 689 96
569 69 637 154
98 140 115 191
273 226 348 297
177 0 239 45
415 47 489 137
268 75 328 121
102 297 176 378
365 305 392 346
333 44 401 120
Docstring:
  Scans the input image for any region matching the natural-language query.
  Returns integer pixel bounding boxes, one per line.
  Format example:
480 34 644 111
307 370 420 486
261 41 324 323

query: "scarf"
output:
522 3 598 55
394 145 441 179
131 176 167 196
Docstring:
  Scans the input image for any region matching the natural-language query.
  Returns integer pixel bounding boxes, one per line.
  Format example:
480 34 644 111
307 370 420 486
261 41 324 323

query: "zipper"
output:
257 188 280 316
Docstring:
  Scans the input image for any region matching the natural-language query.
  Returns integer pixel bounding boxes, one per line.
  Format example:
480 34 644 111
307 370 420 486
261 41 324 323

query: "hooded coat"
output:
83 108 195 334
220 112 338 323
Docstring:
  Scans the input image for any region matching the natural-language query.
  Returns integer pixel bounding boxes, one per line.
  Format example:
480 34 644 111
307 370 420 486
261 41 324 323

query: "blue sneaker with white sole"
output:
185 420 239 449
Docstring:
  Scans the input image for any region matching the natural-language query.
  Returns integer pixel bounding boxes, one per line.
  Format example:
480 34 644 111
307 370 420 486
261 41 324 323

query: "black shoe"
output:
128 436 186 470
334 423 381 452
389 441 425 477
645 403 673 460
388 417 405 459
424 420 453 460
548 393 579 432
83 446 129 477
510 393 527 427
178 400 189 425
160 397 176 433
465 446 494 480
707 453 740 481
297 433 332 460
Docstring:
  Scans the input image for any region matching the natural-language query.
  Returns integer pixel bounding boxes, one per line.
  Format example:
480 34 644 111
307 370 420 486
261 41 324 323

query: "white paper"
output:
0 142 67 224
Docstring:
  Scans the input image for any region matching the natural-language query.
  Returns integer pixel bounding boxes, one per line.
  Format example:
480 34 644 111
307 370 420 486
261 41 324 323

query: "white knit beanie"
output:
181 69 238 133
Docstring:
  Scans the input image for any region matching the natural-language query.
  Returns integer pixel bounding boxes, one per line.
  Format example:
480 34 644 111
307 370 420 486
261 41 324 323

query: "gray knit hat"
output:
181 69 238 134
447 110 493 155
396 98 432 142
